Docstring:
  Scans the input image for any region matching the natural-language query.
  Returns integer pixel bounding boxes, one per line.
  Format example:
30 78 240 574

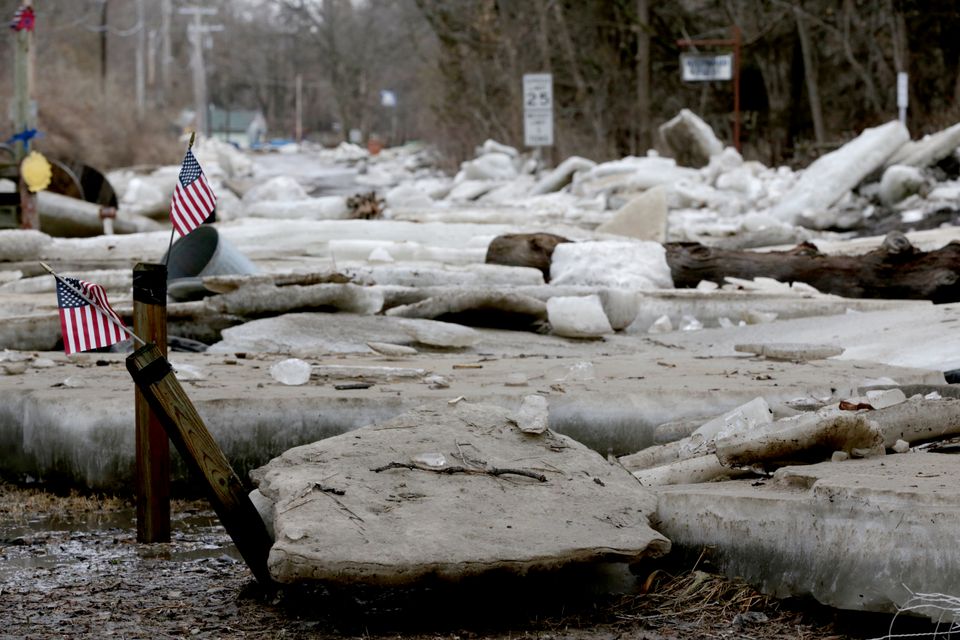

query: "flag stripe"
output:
56 277 127 355
169 149 216 237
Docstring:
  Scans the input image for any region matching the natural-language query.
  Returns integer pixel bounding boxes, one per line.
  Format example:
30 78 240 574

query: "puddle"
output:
0 507 241 585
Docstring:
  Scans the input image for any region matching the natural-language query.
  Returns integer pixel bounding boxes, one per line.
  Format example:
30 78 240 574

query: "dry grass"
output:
34 61 182 170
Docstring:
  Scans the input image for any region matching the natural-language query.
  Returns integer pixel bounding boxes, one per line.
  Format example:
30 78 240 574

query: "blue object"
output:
5 128 42 151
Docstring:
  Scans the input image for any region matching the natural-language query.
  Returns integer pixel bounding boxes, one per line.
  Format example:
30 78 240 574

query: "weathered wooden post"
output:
13 1 39 230
126 343 274 585
134 263 170 543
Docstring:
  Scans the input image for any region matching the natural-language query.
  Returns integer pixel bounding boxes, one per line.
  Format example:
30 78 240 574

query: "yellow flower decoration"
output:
21 151 52 193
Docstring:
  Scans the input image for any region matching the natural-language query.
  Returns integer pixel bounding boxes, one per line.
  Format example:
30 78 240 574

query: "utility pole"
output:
100 0 109 94
135 0 146 118
12 1 35 164
295 74 303 143
12 0 38 230
178 6 221 138
159 0 172 103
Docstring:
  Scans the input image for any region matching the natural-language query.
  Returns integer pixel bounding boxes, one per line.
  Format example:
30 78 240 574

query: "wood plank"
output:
126 343 274 585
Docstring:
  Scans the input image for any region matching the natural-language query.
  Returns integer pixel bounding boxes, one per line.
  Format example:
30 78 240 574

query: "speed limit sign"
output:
523 73 554 147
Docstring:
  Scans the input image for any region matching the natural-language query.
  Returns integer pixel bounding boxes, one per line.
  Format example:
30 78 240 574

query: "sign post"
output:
523 73 554 164
677 26 741 151
897 72 908 128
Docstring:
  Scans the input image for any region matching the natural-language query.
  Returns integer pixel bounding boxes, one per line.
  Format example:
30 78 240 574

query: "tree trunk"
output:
794 7 825 144
664 232 960 303
636 0 652 153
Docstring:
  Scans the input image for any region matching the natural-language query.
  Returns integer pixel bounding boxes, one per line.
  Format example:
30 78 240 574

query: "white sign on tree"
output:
523 73 554 147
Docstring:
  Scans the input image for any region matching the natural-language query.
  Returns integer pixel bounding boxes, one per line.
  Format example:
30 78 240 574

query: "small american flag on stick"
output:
56 276 128 355
170 148 216 237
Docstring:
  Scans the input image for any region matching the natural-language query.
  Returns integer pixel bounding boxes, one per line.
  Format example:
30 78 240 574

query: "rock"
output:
397 318 481 348
550 241 673 290
770 121 910 227
879 165 926 205
547 295 614 338
250 401 670 585
596 186 668 242
658 109 724 168
528 156 597 195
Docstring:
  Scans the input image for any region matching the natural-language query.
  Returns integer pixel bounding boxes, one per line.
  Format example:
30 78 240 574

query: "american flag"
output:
170 148 216 236
9 5 35 32
56 277 127 355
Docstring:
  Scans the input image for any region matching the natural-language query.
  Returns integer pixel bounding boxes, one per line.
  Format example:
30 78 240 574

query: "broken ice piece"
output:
514 394 549 434
172 362 206 381
717 317 735 329
504 372 528 387
925 391 943 400
648 314 673 334
412 452 447 468
367 341 418 357
864 388 907 409
696 280 719 292
831 451 850 462
892 439 910 454
424 374 450 389
742 310 778 324
368 247 395 263
31 357 56 368
62 376 86 388
679 315 703 331
1 362 27 375
269 358 312 386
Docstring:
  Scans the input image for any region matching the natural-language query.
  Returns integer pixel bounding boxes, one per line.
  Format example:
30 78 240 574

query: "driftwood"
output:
485 233 571 282
485 231 960 302
666 231 960 302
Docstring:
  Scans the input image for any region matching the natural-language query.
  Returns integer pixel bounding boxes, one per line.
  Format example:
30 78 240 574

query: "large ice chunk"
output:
550 241 673 290
658 109 724 167
547 295 614 338
770 121 909 226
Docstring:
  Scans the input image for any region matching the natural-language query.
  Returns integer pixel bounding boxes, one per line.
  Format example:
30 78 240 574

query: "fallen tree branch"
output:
371 461 547 482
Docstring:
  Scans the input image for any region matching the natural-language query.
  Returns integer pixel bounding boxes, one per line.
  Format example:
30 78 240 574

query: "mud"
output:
0 484 944 639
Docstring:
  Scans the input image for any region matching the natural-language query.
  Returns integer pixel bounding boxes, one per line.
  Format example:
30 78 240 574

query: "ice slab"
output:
595 186 668 242
251 401 670 585
664 302 960 372
770 121 909 226
654 454 960 619
529 156 596 195
0 230 53 262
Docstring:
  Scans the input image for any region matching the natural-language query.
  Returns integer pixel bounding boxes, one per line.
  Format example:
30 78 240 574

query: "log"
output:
665 231 960 302
37 191 160 237
484 233 571 282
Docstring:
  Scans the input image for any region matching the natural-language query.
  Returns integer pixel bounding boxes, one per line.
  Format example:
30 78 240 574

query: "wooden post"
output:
126 343 274 586
134 264 170 543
